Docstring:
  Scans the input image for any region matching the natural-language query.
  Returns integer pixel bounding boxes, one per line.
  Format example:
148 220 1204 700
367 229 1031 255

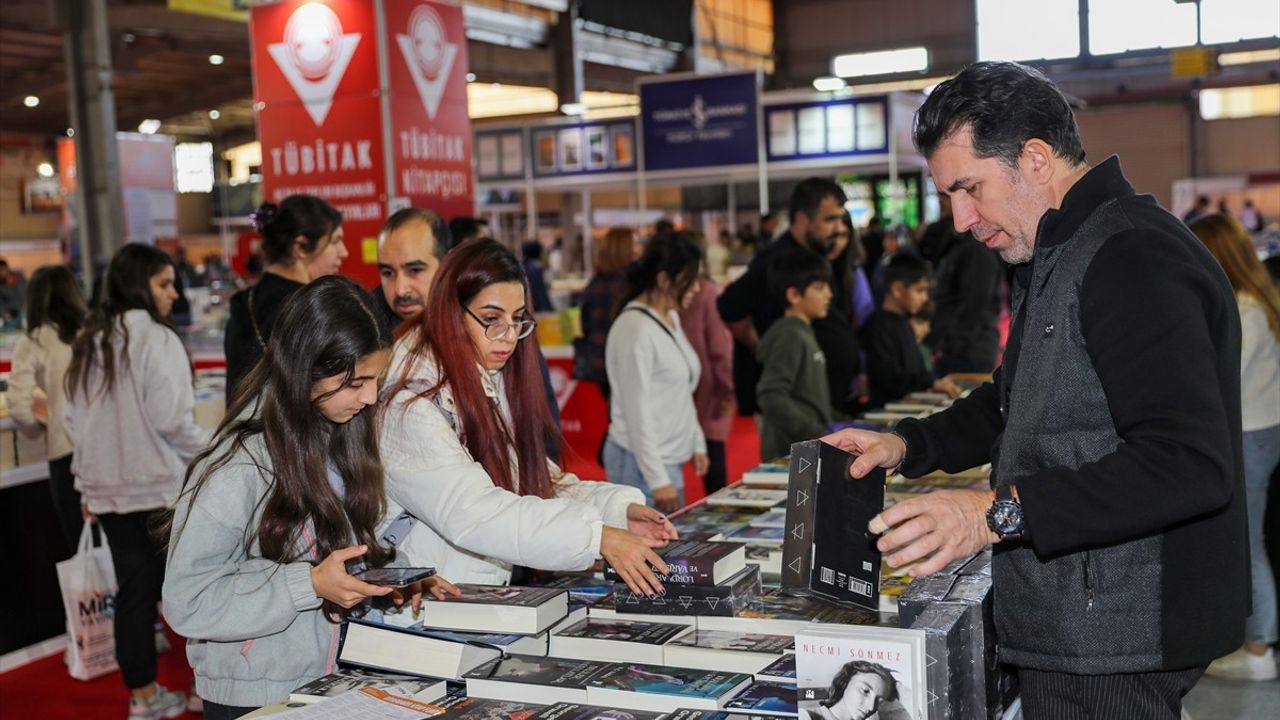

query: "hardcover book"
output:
338 619 503 681
584 663 754 713
794 625 927 720
549 618 693 664
288 668 447 704
420 584 568 635
723 681 798 717
781 441 884 610
463 654 615 705
611 565 762 618
604 540 746 587
526 702 667 720
663 630 794 675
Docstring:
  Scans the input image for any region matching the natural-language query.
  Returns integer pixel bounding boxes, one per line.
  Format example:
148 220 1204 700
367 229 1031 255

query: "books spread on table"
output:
722 681 798 716
584 662 754 713
526 702 668 719
288 668 446 705
427 694 544 719
717 525 785 547
272 687 445 718
611 565 762 618
753 654 797 685
704 487 788 510
740 463 789 488
463 654 615 705
420 584 568 635
794 624 928 720
662 629 794 674
744 546 783 577
339 619 505 681
748 509 788 528
416 628 549 657
695 588 891 636
549 618 692 664
605 540 747 587
782 440 884 610
661 712 778 720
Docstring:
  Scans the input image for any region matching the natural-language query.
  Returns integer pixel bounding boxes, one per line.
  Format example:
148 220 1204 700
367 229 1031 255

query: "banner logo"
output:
267 3 361 126
396 4 457 120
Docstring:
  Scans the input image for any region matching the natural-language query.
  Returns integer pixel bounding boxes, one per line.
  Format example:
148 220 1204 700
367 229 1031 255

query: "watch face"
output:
987 500 1024 536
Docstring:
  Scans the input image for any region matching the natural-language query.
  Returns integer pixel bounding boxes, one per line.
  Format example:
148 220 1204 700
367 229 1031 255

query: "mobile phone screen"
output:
354 567 436 588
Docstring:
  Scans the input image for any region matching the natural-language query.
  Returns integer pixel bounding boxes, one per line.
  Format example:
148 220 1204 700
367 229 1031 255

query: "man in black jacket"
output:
827 62 1246 718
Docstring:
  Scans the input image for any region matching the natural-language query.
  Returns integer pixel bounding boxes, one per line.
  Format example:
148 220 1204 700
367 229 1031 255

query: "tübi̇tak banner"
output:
250 0 472 285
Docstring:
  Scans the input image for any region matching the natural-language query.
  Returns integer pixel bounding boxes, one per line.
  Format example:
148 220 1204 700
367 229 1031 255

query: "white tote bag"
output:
55 522 119 680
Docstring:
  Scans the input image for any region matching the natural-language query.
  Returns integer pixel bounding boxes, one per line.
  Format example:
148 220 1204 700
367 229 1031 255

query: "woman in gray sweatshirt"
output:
163 277 454 719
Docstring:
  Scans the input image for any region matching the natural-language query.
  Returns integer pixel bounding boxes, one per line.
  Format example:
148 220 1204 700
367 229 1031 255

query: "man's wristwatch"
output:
986 484 1025 541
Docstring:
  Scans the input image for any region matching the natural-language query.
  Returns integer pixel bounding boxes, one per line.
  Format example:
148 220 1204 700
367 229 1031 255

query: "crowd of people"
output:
4 60 1278 720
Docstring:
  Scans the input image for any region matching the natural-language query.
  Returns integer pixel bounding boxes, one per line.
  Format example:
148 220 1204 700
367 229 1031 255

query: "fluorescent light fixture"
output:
208 54 225 65
833 47 928 78
23 95 39 108
1219 48 1280 67
560 102 587 115
1200 84 1280 121
36 162 54 178
208 109 221 120
813 76 847 92
138 119 162 135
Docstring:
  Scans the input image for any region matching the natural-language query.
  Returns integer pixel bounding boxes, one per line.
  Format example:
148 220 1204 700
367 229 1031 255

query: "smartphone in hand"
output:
353 567 436 588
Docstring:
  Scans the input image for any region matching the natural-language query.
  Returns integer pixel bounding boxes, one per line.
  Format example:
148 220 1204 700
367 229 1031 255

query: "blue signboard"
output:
764 96 889 162
639 71 759 171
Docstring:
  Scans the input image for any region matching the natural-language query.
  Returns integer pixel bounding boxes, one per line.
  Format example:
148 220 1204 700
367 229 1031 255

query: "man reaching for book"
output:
825 62 1246 720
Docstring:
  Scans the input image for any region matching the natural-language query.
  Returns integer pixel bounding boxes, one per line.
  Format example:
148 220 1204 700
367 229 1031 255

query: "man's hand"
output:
868 489 998 576
821 428 907 478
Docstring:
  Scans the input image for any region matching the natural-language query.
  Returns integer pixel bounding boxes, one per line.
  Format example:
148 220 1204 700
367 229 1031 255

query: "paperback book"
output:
723 681 798 717
604 540 746 587
782 441 884 610
584 663 754 713
526 702 667 720
695 588 892 636
754 654 797 684
550 618 692 664
663 629 794 674
463 654 615 705
420 584 568 635
704 487 788 510
793 625 927 720
427 694 543 719
288 668 446 704
338 619 503 680
717 525 785 547
612 565 762 618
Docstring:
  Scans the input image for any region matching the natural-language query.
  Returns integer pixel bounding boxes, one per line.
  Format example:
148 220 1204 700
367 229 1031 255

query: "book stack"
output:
605 540 764 619
661 629 793 674
549 618 693 664
794 624 928 720
703 486 789 511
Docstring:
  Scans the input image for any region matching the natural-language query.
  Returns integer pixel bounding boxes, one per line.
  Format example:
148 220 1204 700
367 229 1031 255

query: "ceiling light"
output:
833 47 929 78
208 54 225 65
465 72 476 82
813 76 847 92
560 102 587 115
23 96 39 108
138 118 162 135
208 109 221 120
1219 48 1280 67
36 162 54 178
66 128 74 137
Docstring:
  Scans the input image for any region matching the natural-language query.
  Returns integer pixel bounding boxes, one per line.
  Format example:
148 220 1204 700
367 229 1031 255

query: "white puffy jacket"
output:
379 337 643 585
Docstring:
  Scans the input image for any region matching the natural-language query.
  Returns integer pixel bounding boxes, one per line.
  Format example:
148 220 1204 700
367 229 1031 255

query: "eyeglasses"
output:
462 304 537 340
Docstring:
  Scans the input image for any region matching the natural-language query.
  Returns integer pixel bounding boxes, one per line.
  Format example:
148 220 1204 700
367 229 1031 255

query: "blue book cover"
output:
724 682 797 714
755 654 797 683
587 663 751 700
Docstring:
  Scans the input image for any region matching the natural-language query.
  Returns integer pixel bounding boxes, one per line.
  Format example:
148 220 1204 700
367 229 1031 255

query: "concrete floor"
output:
1184 675 1280 720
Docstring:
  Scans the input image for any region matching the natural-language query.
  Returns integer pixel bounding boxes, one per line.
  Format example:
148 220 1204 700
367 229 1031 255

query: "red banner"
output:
250 0 386 285
382 0 473 221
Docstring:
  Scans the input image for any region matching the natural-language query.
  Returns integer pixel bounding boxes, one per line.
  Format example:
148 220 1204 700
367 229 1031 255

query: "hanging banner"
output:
382 0 474 220
638 70 759 172
250 0 387 283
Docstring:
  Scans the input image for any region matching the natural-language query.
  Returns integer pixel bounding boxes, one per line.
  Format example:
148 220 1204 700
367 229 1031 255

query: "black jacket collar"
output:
1037 155 1134 250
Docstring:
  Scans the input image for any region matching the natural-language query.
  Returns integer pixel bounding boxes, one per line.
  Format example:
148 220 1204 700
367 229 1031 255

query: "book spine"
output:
781 441 821 589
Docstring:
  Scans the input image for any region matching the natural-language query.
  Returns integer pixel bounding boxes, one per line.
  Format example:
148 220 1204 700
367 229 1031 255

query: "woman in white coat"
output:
381 238 677 597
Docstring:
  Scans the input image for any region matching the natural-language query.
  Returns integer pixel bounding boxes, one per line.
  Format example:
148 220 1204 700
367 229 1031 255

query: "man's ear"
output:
1021 138 1055 186
784 285 803 305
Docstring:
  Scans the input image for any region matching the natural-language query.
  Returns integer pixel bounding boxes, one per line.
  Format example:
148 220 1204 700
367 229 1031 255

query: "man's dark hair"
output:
521 240 543 262
883 252 931 291
381 207 448 260
768 247 832 307
788 177 847 225
447 216 487 247
914 61 1086 169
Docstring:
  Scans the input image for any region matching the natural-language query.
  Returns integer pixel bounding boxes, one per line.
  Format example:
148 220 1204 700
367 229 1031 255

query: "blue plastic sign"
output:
639 71 759 171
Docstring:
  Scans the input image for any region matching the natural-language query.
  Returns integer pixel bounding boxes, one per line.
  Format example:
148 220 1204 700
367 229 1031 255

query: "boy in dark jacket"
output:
860 254 962 408
756 249 835 461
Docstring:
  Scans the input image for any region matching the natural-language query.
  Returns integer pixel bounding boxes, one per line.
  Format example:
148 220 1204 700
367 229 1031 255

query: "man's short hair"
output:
913 61 1086 169
767 248 832 307
788 177 847 225
447 216 487 248
380 207 447 260
883 252 931 290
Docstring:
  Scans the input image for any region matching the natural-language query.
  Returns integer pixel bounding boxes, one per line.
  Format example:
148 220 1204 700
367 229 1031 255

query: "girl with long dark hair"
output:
381 238 677 598
604 233 709 513
65 243 209 718
224 194 348 397
8 265 87 554
164 277 456 718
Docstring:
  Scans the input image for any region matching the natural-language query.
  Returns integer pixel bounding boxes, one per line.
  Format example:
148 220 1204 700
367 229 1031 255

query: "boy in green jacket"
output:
756 248 835 460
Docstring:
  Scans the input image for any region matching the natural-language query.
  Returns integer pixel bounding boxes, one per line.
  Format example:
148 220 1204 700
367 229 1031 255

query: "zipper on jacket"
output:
1083 550 1095 610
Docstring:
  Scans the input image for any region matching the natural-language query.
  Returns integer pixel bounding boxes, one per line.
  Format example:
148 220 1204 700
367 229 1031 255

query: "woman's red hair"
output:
390 238 559 498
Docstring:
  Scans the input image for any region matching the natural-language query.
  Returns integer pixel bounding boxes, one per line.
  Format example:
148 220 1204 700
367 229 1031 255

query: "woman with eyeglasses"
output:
380 239 678 598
